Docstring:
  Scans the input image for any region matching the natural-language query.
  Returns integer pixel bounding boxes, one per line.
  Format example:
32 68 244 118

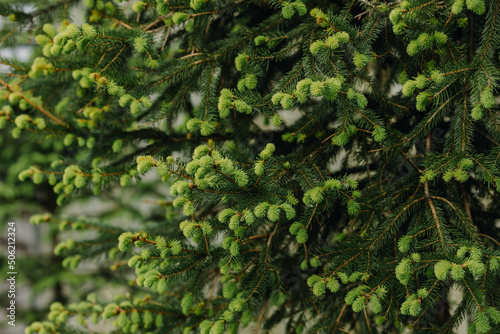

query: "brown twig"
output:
0 78 67 127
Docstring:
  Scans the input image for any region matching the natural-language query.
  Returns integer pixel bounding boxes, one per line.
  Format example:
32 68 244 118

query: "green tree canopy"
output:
1 0 500 333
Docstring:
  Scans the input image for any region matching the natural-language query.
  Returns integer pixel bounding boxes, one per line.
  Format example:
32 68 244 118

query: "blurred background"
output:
0 4 154 333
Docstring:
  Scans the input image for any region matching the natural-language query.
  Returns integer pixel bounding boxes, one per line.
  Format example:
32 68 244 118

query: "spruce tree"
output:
1 0 500 333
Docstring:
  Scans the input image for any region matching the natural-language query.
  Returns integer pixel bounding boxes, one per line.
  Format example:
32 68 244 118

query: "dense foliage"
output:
1 0 500 333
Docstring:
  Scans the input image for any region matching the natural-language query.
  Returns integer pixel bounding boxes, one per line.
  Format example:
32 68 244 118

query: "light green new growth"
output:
3 0 499 333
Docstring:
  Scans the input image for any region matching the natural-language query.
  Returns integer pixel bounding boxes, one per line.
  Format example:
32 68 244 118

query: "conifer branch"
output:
6 1 500 333
0 78 67 127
